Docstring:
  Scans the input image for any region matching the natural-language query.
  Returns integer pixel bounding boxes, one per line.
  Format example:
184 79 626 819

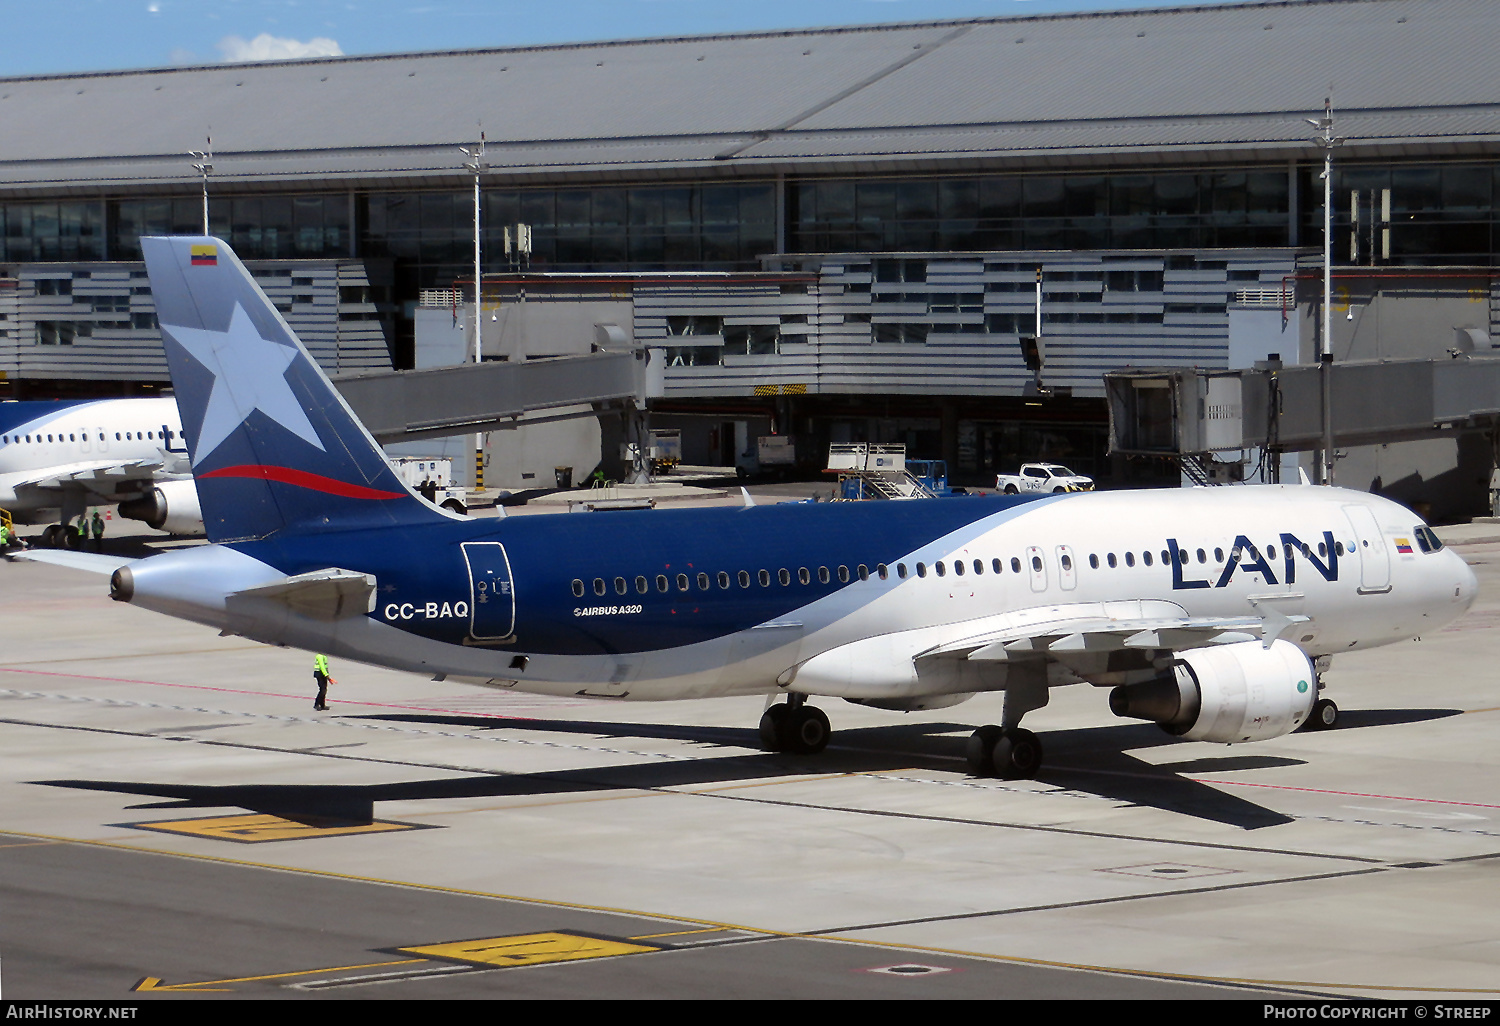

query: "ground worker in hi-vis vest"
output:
313 654 332 711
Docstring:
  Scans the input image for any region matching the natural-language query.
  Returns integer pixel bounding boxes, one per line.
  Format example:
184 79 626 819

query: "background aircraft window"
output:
1143 551 1153 566
877 564 889 580
973 559 983 575
718 571 731 589
916 562 927 578
1089 554 1099 569
1107 553 1117 567
1060 554 1073 571
1216 547 1226 561
1031 555 1042 572
115 433 120 440
1010 557 1021 573
897 563 908 578
818 567 830 584
798 567 811 585
1197 549 1206 563
656 575 669 592
571 580 585 597
1125 552 1135 567
935 561 946 577
1317 542 1327 557
1336 541 1345 556
778 568 791 586
857 565 870 581
1159 550 1169 564
1267 545 1277 560
697 572 710 590
593 578 607 596
838 566 850 583
636 576 649 594
759 569 771 587
739 570 751 588
677 573 690 591
614 577 627 595
952 560 963 576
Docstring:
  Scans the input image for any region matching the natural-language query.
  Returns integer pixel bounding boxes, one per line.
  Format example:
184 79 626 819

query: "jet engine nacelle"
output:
1108 639 1316 744
117 479 204 536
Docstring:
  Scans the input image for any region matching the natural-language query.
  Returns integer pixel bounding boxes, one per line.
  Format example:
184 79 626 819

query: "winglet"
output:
741 487 756 508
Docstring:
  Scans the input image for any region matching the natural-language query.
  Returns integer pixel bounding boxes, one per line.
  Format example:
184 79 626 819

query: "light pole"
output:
188 137 213 235
460 134 487 492
1307 99 1342 486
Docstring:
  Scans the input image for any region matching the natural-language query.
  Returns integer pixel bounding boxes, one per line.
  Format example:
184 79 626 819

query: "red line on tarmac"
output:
1188 776 1500 810
0 666 536 721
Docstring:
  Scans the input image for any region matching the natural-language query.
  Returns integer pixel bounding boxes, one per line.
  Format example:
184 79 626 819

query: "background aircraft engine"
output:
1108 639 1316 744
117 480 204 536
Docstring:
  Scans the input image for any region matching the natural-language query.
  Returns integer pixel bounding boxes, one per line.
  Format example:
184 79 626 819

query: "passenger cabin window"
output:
593 578 606 596
739 570 751 588
657 575 669 592
1010 557 1021 573
572 580 585 597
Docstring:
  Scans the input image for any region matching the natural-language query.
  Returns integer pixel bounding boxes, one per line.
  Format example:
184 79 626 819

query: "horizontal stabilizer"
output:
227 567 376 622
11 550 139 575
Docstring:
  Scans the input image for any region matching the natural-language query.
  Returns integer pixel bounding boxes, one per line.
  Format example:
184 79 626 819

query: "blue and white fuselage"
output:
69 236 1480 777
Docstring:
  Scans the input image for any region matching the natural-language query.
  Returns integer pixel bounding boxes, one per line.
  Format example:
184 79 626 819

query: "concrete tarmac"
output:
1 505 1498 1000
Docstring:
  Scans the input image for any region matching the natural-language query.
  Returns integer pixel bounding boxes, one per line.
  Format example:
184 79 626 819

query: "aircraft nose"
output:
1455 555 1479 611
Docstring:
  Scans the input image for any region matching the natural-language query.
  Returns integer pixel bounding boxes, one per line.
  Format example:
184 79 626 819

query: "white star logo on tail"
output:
162 303 326 465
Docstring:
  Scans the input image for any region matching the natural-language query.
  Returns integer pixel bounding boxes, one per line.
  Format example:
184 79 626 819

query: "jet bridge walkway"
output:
331 349 648 444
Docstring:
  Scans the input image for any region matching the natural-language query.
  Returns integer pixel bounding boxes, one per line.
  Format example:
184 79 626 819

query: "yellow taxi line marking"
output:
135 959 426 991
628 927 739 940
15 827 1494 996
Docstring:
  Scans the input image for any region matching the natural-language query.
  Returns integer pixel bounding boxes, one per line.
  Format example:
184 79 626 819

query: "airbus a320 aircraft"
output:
29 236 1479 779
0 397 203 544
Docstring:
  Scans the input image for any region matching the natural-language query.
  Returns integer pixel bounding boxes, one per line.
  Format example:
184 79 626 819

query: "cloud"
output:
217 33 344 63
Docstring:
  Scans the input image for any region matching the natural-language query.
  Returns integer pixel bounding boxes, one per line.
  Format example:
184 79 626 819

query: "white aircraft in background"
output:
26 236 1481 781
0 397 203 545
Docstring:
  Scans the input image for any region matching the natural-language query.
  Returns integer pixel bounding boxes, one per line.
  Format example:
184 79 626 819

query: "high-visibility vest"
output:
315 655 329 676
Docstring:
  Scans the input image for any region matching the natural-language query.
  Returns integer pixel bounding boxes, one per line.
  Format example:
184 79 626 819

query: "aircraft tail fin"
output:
141 236 450 542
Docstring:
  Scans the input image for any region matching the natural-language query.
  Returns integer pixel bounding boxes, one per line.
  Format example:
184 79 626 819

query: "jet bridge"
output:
331 348 650 444
1105 358 1500 507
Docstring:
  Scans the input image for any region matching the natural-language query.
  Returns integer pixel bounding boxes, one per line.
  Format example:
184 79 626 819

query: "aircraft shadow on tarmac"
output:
31 707 1459 833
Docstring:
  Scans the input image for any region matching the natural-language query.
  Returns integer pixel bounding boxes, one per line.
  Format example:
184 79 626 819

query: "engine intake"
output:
1109 639 1316 744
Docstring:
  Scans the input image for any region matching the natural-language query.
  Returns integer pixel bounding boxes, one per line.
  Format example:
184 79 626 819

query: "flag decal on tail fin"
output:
199 465 405 500
190 244 218 266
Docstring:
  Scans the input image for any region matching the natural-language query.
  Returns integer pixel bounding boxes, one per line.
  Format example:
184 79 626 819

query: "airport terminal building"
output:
1 0 1497 495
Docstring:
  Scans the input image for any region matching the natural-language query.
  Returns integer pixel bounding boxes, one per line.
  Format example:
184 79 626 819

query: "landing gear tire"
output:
966 724 1004 776
760 703 831 755
63 526 82 550
40 525 60 548
993 728 1043 780
759 705 790 752
785 706 831 754
967 725 1043 779
1305 698 1340 731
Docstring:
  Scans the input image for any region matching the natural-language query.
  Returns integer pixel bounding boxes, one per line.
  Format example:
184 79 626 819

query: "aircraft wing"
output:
226 568 378 622
923 609 1308 664
11 549 139 574
9 457 170 497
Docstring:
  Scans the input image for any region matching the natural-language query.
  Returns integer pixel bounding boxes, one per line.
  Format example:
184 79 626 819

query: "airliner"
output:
21 237 1480 779
0 397 203 544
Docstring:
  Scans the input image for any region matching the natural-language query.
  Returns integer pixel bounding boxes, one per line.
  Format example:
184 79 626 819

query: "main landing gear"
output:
966 725 1044 779
966 668 1049 779
759 694 831 755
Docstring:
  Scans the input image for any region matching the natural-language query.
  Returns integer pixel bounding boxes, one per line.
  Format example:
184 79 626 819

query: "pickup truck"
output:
994 463 1094 494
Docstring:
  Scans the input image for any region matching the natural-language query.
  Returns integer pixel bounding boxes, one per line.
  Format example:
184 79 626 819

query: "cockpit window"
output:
1415 526 1444 553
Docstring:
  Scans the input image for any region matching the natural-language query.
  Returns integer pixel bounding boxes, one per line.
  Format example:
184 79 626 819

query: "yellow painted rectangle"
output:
400 932 658 968
131 813 417 842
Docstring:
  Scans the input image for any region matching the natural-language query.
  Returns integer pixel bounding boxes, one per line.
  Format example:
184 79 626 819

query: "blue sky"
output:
3 0 1221 76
